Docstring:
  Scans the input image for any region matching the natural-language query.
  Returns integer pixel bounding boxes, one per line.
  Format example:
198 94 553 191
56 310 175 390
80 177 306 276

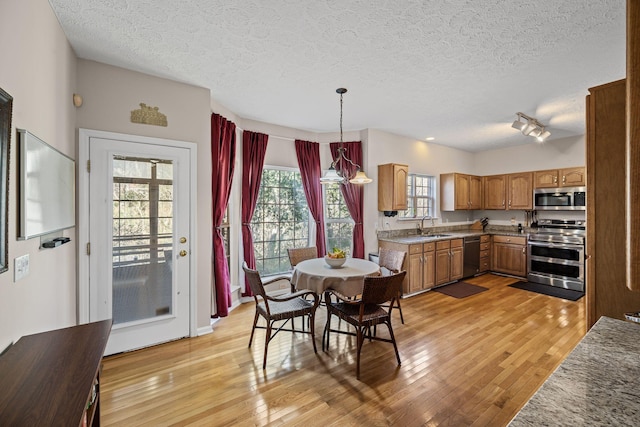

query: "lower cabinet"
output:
435 239 464 286
491 235 527 277
480 234 491 272
407 242 435 294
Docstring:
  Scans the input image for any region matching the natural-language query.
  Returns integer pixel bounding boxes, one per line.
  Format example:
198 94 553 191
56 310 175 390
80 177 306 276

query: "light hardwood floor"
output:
100 274 585 426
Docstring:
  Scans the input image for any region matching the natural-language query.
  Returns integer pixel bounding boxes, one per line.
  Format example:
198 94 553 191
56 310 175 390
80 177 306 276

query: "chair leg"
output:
323 311 332 351
248 311 259 348
396 297 405 325
386 320 401 366
356 326 365 380
263 320 272 369
309 313 318 353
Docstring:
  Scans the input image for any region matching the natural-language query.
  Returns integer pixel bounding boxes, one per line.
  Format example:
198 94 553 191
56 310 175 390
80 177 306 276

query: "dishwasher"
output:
463 235 481 278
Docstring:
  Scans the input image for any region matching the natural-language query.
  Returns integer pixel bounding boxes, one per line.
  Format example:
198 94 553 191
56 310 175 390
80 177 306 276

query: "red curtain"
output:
294 140 327 257
211 113 236 317
330 141 365 259
241 131 269 297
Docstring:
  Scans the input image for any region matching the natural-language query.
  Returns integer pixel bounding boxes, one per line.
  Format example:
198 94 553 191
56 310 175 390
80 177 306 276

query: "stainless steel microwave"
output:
534 187 586 210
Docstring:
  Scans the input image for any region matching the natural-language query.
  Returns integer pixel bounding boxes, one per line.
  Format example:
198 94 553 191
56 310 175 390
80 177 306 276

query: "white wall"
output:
75 60 212 331
472 135 585 175
0 0 78 350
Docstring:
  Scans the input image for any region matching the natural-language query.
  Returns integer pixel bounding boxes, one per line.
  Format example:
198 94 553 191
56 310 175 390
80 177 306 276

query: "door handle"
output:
180 237 187 244
179 250 188 257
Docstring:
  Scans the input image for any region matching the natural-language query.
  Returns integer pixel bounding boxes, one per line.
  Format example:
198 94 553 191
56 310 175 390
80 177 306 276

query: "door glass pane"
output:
112 156 173 325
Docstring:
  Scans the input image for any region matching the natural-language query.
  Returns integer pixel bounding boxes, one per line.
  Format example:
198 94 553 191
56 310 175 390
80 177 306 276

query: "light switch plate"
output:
14 254 30 282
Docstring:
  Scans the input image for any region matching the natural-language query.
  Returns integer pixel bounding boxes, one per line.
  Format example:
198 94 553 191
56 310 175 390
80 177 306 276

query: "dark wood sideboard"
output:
0 319 112 426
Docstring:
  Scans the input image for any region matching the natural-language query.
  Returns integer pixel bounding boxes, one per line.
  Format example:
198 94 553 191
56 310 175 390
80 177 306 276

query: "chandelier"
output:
320 88 372 185
511 112 551 142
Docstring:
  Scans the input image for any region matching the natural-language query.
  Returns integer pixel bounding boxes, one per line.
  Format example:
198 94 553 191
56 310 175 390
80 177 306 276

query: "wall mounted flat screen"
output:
18 129 75 240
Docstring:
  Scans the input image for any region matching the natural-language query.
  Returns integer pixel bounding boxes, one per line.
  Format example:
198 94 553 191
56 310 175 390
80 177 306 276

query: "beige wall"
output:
0 0 78 350
76 59 212 331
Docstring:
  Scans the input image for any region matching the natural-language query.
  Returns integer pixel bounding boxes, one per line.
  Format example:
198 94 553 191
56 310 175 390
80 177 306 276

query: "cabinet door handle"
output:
522 247 526 254
554 176 558 183
502 199 505 207
562 176 566 184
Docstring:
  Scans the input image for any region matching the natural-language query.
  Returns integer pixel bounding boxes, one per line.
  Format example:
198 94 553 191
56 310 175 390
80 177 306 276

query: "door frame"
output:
77 128 198 339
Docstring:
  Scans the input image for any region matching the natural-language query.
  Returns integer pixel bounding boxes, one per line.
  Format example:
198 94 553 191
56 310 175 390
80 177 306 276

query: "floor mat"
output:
508 281 584 301
433 281 488 298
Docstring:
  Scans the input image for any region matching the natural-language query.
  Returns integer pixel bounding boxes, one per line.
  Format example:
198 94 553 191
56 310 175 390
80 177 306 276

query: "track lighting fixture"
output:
511 112 551 143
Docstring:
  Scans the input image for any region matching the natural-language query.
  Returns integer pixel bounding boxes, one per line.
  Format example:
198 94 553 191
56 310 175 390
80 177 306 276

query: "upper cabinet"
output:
440 173 483 211
534 167 585 188
378 163 408 212
507 172 533 210
483 172 532 210
484 174 506 209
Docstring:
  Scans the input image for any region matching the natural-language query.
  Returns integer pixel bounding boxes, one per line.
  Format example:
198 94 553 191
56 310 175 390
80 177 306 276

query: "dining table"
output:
290 257 381 297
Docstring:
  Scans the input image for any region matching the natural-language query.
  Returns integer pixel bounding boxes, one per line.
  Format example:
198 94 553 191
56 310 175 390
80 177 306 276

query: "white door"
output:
78 130 195 356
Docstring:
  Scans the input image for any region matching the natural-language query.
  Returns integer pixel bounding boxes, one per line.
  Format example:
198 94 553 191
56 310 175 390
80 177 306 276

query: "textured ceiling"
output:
48 0 626 152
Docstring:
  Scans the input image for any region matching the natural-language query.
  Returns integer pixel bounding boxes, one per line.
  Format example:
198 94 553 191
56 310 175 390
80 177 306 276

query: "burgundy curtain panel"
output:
330 141 365 259
241 131 269 297
294 140 327 257
211 113 236 317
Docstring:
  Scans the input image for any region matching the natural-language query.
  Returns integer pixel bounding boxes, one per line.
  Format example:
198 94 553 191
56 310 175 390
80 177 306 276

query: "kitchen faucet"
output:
417 215 434 235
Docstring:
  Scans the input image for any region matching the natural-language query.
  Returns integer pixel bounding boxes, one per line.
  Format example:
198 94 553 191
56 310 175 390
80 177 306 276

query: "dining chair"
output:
322 270 406 379
287 246 318 288
243 262 320 369
378 248 407 324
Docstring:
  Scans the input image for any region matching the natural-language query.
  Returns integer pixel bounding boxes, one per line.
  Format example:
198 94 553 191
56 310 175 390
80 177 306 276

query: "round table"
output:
291 257 380 297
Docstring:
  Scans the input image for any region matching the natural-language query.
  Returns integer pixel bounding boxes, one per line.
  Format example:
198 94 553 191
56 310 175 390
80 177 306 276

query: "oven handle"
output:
527 241 584 251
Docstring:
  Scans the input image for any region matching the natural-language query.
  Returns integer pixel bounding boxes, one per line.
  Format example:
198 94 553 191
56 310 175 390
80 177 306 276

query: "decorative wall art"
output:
130 103 168 127
0 87 13 274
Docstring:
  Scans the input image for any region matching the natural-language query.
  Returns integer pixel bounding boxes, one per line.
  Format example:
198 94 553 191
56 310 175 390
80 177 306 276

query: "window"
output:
324 185 353 256
400 174 436 218
251 168 310 276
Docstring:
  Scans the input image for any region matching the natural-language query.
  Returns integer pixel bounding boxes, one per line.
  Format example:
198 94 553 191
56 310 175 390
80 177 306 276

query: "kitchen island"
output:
509 316 640 425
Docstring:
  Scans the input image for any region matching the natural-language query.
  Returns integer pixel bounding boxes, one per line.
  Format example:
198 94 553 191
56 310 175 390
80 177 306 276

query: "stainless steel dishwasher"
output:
463 235 481 278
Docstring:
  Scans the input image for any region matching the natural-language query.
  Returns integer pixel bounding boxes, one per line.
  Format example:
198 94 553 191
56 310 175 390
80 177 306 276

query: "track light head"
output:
512 112 551 142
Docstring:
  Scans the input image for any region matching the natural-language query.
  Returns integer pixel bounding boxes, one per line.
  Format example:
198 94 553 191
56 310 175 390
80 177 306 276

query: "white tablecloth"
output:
291 258 380 297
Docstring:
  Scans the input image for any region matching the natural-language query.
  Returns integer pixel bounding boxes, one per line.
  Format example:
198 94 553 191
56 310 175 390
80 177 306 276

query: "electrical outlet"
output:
510 217 516 224
14 254 30 282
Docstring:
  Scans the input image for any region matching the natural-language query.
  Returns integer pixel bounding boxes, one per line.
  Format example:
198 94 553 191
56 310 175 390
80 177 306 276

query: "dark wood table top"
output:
0 319 112 426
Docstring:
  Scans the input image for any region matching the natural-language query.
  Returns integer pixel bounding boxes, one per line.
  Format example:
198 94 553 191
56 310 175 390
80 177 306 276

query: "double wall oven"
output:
527 219 585 292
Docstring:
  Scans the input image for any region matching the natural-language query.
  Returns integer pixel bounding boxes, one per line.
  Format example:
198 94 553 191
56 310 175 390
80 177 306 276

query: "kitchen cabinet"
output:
506 172 533 210
491 235 527 277
534 167 585 188
435 238 463 285
378 163 408 212
483 172 532 210
440 173 483 211
479 234 491 273
586 80 640 328
379 240 434 295
484 174 506 209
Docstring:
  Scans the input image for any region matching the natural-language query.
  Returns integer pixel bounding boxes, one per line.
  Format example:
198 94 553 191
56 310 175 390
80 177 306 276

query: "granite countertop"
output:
509 316 640 425
378 230 527 245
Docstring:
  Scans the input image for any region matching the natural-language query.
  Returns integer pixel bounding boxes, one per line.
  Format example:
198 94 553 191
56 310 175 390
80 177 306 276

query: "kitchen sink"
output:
426 234 451 238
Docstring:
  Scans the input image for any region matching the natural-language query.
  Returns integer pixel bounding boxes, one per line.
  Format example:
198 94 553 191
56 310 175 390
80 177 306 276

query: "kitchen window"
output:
324 185 353 256
251 168 310 276
399 174 436 219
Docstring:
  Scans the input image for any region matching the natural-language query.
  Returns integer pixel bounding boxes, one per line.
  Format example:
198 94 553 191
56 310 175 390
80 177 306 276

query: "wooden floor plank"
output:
100 274 585 426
